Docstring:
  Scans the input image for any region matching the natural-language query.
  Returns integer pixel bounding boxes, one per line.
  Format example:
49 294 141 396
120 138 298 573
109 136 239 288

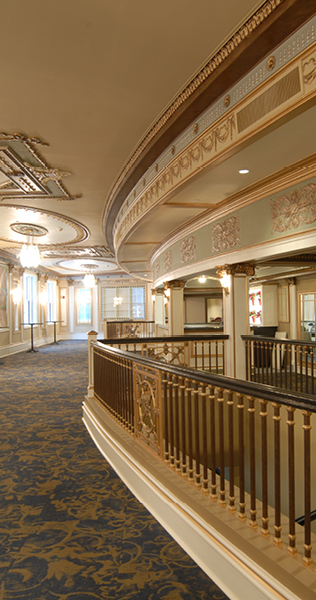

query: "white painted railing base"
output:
83 397 313 600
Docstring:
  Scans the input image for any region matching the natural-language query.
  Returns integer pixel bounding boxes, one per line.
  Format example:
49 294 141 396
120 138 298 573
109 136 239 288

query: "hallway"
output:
0 341 228 600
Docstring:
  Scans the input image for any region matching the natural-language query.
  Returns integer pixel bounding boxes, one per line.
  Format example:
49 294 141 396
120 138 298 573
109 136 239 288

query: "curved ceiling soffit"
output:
102 0 316 252
0 204 90 247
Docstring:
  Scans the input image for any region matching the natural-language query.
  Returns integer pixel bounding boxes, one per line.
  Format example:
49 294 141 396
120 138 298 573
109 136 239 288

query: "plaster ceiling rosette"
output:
0 204 89 250
54 258 118 273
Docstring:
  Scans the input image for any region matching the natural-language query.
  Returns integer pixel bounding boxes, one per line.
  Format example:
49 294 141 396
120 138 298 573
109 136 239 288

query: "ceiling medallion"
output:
10 222 48 237
80 263 98 271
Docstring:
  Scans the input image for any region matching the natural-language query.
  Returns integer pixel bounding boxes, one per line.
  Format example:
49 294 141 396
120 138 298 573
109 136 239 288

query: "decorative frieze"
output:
164 250 172 272
212 216 240 253
180 236 196 264
270 183 316 233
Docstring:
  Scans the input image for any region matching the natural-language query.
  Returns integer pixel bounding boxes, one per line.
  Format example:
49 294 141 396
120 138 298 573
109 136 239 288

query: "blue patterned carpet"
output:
0 341 228 600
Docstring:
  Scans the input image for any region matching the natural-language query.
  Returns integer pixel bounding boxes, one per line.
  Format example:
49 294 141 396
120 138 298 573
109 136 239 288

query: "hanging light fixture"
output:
83 273 96 288
82 264 97 288
20 242 40 268
10 223 47 269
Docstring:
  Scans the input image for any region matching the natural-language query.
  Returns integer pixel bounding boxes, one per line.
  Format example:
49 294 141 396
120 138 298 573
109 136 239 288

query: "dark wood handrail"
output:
242 334 316 348
100 334 229 344
92 340 316 413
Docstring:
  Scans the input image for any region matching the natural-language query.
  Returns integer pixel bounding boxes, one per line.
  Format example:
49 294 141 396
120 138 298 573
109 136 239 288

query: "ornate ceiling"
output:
0 0 315 281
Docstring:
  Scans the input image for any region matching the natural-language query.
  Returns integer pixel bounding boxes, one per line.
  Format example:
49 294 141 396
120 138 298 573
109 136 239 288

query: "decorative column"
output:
92 278 99 333
87 330 98 398
67 278 75 334
288 278 297 340
164 280 186 336
217 264 254 379
153 289 165 335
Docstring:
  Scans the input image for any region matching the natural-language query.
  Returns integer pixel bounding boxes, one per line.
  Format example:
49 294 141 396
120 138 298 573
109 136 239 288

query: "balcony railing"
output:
101 334 228 373
89 338 316 567
242 335 316 394
103 320 155 339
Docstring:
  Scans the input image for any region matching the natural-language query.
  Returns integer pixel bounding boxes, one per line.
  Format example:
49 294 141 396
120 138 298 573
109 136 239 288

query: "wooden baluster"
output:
162 373 169 463
217 387 226 506
302 410 312 566
194 341 198 370
222 339 225 376
209 384 217 501
311 348 314 396
227 391 235 512
272 403 282 546
187 381 194 483
260 399 269 537
245 340 250 381
201 383 208 493
264 341 269 384
304 346 309 394
300 347 303 392
180 377 187 477
287 406 297 556
168 374 175 468
174 375 181 472
269 342 273 385
237 394 246 520
284 343 288 390
201 342 205 371
248 396 257 528
288 345 293 391
295 346 298 392
279 343 283 389
194 381 201 488
208 340 212 373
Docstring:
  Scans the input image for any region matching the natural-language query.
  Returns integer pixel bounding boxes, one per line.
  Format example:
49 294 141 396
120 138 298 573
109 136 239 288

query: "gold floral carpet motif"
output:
0 341 228 600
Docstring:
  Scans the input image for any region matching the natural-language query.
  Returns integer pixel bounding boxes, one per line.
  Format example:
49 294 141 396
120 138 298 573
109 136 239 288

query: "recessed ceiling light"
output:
239 169 249 174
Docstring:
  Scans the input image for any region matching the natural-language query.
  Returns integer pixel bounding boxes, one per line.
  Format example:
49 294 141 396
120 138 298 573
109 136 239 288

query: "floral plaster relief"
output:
181 236 196 264
212 216 240 253
270 183 316 233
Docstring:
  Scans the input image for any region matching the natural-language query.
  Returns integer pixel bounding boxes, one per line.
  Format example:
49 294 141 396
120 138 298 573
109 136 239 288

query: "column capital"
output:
67 278 75 286
216 263 255 277
287 277 296 286
164 279 186 290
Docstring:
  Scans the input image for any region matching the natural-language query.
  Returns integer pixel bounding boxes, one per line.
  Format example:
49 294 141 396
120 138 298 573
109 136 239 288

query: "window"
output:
23 273 37 324
47 280 57 322
77 288 91 324
100 286 145 320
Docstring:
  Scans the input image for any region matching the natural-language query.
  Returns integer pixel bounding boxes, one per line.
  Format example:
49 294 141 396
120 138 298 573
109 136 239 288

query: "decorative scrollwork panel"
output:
133 364 162 455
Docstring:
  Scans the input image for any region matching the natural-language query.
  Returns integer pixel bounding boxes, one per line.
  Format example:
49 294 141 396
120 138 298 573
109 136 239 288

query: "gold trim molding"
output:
105 0 284 212
114 43 316 255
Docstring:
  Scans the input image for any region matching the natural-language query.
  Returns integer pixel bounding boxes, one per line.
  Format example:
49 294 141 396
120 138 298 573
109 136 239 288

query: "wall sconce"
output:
40 291 47 306
151 290 156 302
11 286 21 305
198 276 206 283
219 272 231 295
163 287 170 304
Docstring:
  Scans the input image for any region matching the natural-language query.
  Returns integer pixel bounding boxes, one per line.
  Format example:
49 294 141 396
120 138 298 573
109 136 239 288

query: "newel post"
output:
87 330 98 398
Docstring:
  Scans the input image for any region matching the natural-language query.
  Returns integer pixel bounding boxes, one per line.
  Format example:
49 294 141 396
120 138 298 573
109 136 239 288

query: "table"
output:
45 320 63 344
22 322 43 352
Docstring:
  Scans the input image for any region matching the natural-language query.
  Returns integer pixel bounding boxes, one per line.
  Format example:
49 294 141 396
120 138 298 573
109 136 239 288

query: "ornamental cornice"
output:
106 0 284 214
114 41 316 255
148 153 316 268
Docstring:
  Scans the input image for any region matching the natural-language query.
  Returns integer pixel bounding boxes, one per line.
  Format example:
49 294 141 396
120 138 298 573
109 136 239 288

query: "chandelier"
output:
83 273 96 288
20 242 40 268
113 296 123 306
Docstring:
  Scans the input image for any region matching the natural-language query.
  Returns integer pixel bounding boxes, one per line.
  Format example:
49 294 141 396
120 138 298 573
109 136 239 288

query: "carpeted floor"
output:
0 340 228 600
